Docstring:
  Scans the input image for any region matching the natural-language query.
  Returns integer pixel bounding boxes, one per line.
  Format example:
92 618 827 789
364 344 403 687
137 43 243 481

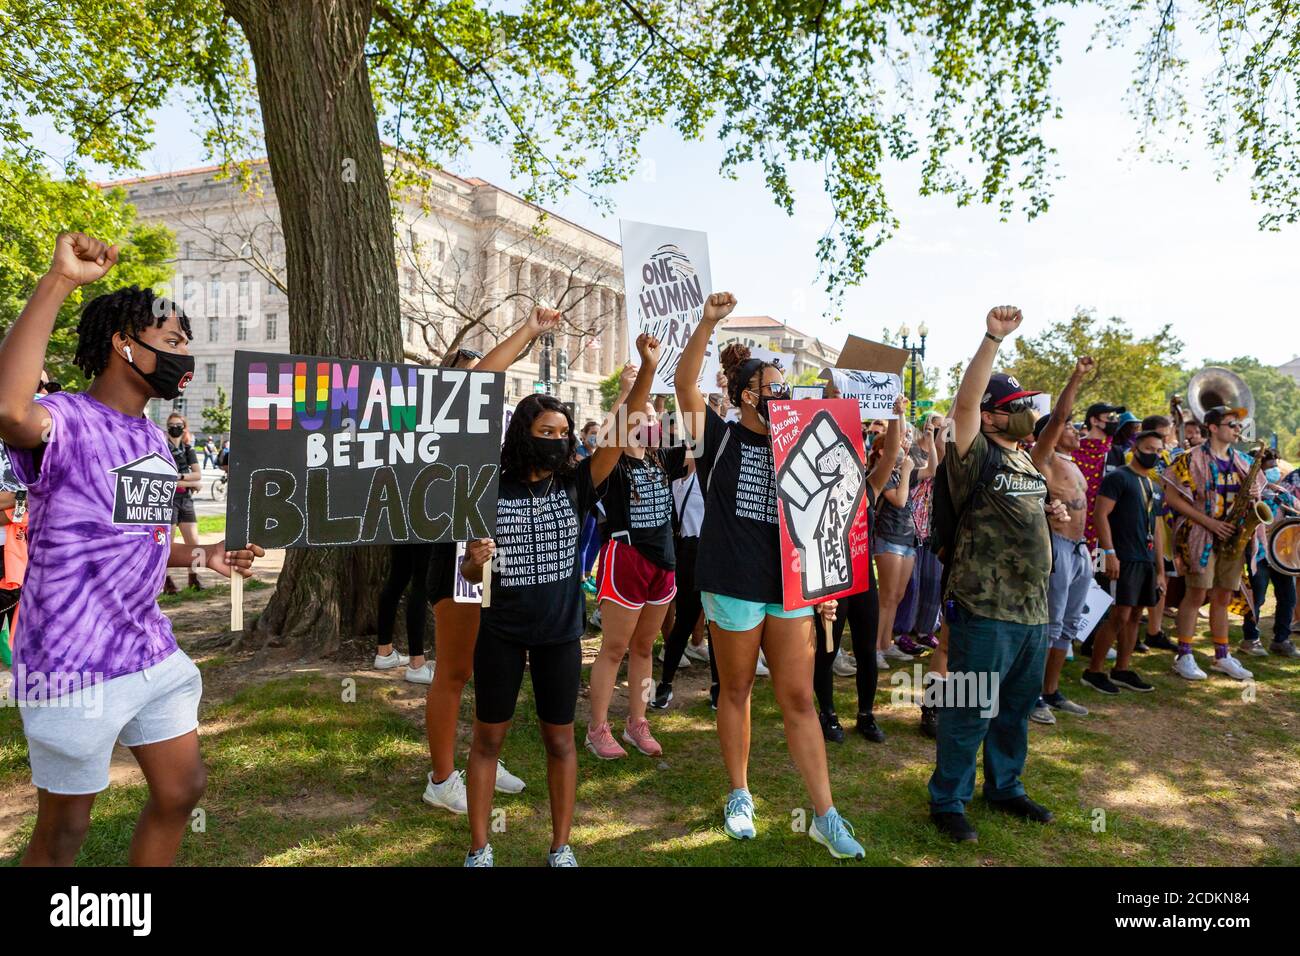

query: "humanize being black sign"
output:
225 350 504 549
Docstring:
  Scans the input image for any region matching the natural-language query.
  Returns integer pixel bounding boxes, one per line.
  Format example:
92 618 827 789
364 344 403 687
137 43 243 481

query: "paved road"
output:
192 467 230 519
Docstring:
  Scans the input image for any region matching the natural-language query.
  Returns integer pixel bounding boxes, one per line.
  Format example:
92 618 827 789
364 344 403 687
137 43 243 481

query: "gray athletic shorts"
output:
19 649 202 795
1048 534 1093 648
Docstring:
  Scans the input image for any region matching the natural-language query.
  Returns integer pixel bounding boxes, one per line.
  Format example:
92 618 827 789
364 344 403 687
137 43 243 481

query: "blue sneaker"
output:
546 844 579 867
464 844 494 867
724 788 756 839
809 807 865 860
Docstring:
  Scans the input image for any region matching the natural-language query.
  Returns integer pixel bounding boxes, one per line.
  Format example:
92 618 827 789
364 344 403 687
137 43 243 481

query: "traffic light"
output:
538 344 550 383
557 349 569 383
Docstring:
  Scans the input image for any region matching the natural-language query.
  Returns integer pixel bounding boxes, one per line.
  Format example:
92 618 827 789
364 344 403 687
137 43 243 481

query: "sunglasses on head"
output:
456 348 484 361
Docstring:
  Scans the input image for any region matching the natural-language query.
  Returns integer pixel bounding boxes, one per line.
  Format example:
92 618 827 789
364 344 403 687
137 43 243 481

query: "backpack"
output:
929 441 1004 572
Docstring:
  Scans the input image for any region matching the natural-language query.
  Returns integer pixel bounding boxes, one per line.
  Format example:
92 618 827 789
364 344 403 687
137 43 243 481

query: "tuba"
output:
1187 366 1256 438
1268 517 1300 576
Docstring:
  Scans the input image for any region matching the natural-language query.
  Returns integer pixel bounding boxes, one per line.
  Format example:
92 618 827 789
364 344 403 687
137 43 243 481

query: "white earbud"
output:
124 345 133 363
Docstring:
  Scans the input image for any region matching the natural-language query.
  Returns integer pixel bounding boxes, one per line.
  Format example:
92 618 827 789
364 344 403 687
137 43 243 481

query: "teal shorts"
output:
701 592 813 633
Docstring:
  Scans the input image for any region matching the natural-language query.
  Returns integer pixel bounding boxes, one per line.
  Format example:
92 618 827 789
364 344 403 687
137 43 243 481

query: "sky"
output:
19 9 1300 386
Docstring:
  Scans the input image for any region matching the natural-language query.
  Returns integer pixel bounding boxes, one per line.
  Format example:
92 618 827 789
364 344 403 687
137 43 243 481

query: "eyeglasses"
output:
760 382 791 398
1218 421 1243 431
992 397 1035 414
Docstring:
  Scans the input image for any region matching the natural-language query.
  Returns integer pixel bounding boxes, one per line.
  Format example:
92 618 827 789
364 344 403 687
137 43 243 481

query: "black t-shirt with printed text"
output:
600 446 690 570
1098 466 1158 564
169 441 197 497
695 407 783 604
479 456 602 645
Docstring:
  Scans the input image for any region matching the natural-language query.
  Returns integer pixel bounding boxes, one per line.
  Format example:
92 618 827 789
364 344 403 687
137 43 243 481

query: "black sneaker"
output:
930 811 978 843
1270 640 1300 658
650 681 673 710
1110 669 1154 693
919 704 937 739
1133 640 1150 654
1080 669 1121 695
1145 632 1178 651
819 710 846 744
855 713 885 743
987 794 1054 823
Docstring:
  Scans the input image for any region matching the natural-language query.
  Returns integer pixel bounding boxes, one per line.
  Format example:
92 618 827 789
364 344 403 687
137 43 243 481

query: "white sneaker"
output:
1239 640 1269 658
404 662 434 684
422 770 468 813
832 651 858 677
876 650 890 671
375 649 410 670
494 760 526 794
464 844 494 867
1211 655 1253 681
684 641 711 663
1065 645 1075 662
659 644 690 668
884 644 914 662
755 650 770 678
1172 653 1207 681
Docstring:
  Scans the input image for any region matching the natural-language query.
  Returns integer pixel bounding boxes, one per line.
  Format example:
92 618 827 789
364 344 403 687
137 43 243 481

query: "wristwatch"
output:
985 332 1004 344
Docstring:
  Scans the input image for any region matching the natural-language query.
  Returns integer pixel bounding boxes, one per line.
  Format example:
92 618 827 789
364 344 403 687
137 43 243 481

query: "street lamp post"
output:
898 322 928 421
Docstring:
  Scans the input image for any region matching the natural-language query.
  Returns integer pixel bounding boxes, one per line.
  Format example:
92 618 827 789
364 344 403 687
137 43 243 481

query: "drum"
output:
1266 516 1300 576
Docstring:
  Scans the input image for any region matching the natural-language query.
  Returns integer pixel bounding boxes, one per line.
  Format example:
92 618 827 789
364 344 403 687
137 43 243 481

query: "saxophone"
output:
1215 439 1273 564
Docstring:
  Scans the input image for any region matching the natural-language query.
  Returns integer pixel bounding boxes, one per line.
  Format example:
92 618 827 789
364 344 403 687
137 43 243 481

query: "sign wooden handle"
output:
480 555 492 609
230 571 244 632
823 615 833 653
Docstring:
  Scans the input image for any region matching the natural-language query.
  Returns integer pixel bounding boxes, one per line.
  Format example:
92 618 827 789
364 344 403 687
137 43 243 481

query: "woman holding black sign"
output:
457 344 635 867
419 307 567 815
675 292 865 861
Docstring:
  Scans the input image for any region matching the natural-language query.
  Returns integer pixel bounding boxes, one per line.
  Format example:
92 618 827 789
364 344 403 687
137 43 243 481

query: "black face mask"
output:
167 424 185 438
525 436 569 474
1134 450 1159 469
126 336 194 401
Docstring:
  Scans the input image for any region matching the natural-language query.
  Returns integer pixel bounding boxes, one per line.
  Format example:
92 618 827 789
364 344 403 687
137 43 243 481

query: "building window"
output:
208 317 219 342
205 363 217 384
203 398 215 410
238 271 250 304
183 241 194 260
406 269 419 294
266 314 278 340
172 398 187 417
237 316 249 342
432 239 445 262
209 274 221 310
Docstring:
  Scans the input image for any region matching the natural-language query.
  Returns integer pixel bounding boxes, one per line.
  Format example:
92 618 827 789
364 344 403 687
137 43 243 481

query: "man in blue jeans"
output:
928 306 1069 843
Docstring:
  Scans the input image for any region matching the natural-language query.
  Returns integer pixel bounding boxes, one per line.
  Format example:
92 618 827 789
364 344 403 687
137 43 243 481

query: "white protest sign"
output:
453 541 483 604
620 219 716 394
1030 393 1052 418
821 368 903 421
1078 577 1115 641
749 346 795 372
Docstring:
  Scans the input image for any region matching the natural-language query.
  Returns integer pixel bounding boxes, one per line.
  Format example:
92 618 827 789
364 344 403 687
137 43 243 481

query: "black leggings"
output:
376 543 432 657
660 538 719 693
813 587 880 717
473 629 583 725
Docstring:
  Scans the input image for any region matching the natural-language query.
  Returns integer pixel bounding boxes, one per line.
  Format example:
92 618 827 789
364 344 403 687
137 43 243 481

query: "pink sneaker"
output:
622 717 663 756
916 633 940 650
896 635 928 656
585 722 627 760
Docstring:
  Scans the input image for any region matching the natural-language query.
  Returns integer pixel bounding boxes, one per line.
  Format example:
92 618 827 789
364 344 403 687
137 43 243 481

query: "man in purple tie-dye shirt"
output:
0 232 263 866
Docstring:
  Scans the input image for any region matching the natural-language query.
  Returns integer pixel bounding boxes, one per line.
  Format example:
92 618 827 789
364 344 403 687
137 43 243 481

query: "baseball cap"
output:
1132 429 1165 445
1114 411 1140 427
1084 402 1125 424
1203 405 1249 426
980 373 1041 411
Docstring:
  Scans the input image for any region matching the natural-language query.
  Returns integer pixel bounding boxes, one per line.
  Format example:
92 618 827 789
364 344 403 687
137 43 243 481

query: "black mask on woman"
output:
1133 449 1159 469
525 436 569 474
167 424 185 438
126 337 195 401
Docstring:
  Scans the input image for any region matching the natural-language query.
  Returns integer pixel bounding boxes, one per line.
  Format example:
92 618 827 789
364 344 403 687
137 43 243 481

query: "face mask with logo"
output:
1134 449 1160 469
126 337 195 401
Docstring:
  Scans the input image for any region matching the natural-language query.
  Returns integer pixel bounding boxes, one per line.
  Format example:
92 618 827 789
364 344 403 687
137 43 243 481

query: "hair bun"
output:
719 343 751 374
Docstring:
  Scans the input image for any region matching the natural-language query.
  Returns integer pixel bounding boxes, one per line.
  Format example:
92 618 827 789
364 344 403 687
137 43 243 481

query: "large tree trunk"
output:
225 0 401 658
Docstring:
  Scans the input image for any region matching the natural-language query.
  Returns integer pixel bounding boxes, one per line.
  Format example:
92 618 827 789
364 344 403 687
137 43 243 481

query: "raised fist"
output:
619 363 638 392
636 332 662 367
49 232 119 287
525 306 562 337
1074 356 1096 378
702 291 737 325
892 394 909 419
777 413 865 600
986 305 1023 338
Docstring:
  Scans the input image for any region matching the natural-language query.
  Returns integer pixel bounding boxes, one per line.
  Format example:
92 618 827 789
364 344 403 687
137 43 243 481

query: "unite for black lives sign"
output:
225 350 504 549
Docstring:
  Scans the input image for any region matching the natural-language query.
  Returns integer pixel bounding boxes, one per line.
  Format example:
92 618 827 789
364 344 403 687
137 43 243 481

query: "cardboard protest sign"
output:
820 368 903 420
226 351 504 549
836 335 909 376
768 398 873 610
791 384 825 400
453 541 484 603
1078 576 1115 641
620 219 716 394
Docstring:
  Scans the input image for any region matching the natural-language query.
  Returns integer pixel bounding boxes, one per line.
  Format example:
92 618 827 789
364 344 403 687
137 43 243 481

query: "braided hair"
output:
74 286 193 378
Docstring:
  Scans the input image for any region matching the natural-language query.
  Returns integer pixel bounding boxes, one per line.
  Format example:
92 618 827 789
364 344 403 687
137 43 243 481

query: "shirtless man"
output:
1028 357 1097 723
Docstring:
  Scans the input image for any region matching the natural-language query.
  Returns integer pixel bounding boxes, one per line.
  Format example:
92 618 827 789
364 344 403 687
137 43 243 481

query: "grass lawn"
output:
198 515 226 535
2 590 1298 866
